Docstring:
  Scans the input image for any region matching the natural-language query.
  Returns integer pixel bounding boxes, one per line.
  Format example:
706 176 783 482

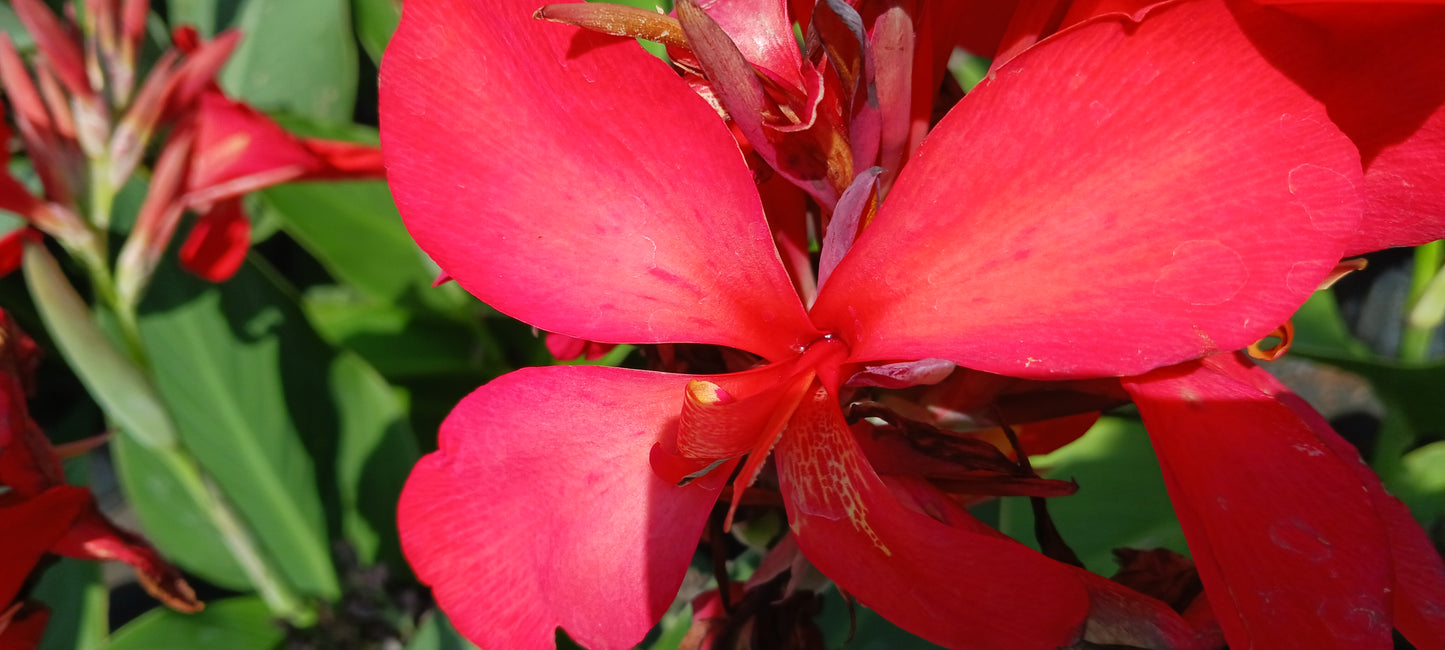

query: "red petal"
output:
694 0 805 91
774 386 1089 649
1123 354 1395 650
0 486 89 605
1283 5 1445 255
1267 374 1445 647
398 366 724 650
178 199 250 283
811 0 1362 378
379 0 817 360
9 0 88 98
185 93 315 203
0 230 39 278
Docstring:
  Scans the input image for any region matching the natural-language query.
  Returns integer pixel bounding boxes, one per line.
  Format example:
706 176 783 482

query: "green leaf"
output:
137 261 336 597
404 611 478 650
112 432 254 589
164 0 245 36
32 559 107 650
352 0 401 65
136 255 420 593
261 181 435 302
326 351 418 565
304 287 495 380
108 597 285 650
999 417 1187 576
219 0 359 123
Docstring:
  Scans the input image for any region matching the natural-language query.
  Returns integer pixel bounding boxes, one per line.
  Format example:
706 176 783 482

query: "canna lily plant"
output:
380 0 1445 648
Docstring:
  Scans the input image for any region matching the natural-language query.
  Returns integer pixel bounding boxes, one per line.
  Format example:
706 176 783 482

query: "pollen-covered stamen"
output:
533 3 688 50
1246 320 1294 361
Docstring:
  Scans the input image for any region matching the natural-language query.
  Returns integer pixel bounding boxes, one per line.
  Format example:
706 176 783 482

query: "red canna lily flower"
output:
0 310 201 646
381 1 1444 649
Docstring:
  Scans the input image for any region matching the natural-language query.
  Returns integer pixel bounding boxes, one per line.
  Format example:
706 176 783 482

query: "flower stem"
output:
152 444 316 625
1400 240 1443 364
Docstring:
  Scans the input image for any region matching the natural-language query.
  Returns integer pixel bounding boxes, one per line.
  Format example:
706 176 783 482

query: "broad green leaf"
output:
219 0 358 123
137 255 420 588
646 607 695 650
303 287 495 380
353 0 401 65
33 558 107 650
165 0 245 36
138 260 338 598
999 417 1187 576
323 351 418 565
108 596 284 650
261 181 435 302
405 611 478 650
113 432 253 590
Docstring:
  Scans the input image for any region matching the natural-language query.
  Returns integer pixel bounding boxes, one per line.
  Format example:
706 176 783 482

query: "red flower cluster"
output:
379 0 1445 648
0 0 384 290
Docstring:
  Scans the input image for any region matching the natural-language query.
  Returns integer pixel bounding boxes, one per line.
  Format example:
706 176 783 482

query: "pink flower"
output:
380 0 1445 648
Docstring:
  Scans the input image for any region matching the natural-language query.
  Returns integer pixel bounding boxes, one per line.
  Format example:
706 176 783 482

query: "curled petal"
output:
695 0 806 91
775 386 1089 649
812 0 1362 378
380 0 817 360
399 366 725 650
54 504 202 612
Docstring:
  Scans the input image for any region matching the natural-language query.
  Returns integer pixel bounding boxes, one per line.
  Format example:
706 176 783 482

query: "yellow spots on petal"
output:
779 387 892 556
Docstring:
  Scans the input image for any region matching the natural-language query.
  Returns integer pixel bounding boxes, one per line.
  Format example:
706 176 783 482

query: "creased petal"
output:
380 0 817 360
1123 353 1395 650
812 0 1362 378
398 366 724 650
695 0 805 91
774 386 1088 649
